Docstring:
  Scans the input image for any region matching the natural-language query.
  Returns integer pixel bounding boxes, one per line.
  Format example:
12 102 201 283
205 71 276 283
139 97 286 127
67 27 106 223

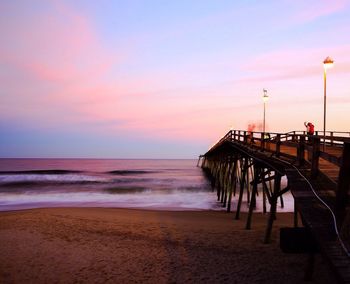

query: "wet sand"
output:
0 208 335 283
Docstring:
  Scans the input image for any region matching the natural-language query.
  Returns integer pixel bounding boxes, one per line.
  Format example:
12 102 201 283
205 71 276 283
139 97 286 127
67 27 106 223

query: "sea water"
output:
0 159 294 212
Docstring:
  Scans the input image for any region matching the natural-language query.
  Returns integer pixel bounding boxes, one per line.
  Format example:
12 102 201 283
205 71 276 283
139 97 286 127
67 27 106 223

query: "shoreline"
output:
0 207 335 283
0 189 295 213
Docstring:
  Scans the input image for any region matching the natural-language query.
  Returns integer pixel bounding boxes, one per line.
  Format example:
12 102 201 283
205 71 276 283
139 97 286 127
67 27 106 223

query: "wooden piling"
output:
196 155 202 167
227 156 238 212
246 159 251 205
264 173 281 243
279 195 284 208
235 157 248 220
246 165 260 229
222 158 230 206
235 159 242 196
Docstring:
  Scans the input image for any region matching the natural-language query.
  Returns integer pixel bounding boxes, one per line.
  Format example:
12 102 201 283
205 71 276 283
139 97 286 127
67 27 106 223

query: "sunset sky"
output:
1 0 350 158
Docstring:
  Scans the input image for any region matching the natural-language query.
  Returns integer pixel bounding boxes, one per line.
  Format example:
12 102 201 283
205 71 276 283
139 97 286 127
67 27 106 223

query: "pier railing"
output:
209 130 350 177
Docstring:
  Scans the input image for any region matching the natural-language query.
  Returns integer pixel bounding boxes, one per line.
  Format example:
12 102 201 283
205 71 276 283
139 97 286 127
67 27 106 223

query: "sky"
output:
1 0 350 158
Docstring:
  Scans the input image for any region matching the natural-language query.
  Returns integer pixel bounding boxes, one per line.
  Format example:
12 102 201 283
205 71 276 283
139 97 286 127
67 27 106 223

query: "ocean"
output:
0 159 294 212
0 159 218 211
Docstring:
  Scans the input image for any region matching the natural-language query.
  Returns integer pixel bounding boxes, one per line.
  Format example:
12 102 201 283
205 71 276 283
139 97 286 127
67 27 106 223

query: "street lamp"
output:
323 56 334 150
262 89 269 135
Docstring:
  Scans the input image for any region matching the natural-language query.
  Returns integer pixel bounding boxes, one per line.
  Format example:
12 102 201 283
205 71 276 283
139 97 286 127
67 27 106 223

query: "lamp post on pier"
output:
323 56 334 151
262 89 269 136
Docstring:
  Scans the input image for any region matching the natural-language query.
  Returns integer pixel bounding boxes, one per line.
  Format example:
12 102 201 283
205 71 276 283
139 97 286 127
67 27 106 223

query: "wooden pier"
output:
199 130 350 283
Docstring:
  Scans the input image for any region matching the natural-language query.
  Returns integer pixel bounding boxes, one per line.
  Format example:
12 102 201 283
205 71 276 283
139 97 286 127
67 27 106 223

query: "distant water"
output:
0 159 220 211
0 159 294 212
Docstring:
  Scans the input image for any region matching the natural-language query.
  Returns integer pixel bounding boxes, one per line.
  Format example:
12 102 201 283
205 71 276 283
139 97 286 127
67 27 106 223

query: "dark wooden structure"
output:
199 130 350 283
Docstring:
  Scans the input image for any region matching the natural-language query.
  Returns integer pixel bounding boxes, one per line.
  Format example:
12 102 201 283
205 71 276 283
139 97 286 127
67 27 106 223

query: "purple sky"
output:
1 0 350 158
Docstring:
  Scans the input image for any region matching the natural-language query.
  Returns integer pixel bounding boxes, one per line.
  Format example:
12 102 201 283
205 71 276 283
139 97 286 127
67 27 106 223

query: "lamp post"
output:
262 89 269 136
323 56 334 150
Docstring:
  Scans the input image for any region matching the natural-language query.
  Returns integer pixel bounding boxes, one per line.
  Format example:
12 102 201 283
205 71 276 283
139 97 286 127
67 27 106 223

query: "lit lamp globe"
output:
262 89 269 102
323 56 334 69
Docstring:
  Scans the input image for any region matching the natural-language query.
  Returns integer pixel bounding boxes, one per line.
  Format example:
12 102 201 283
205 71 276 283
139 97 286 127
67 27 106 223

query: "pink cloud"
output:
0 1 122 84
292 0 349 23
239 45 350 83
0 2 128 126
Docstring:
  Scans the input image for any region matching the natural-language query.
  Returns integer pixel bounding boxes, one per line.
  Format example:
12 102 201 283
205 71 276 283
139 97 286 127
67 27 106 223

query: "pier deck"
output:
200 130 350 283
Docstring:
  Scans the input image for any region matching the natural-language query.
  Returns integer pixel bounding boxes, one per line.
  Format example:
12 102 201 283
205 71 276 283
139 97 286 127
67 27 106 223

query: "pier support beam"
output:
227 156 238 213
264 173 281 243
246 164 260 229
235 157 248 220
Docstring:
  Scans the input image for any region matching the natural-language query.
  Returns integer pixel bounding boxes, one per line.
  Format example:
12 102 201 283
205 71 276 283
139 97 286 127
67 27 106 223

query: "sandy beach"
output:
0 208 335 283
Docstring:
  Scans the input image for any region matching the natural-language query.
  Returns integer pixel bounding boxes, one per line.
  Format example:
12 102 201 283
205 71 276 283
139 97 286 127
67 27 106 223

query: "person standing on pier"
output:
304 122 315 135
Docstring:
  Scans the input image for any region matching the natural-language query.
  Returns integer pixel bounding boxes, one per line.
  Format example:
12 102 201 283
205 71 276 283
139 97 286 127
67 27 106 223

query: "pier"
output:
199 130 350 283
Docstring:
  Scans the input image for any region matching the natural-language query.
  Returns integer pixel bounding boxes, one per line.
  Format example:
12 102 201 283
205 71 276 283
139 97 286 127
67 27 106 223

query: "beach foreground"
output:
0 208 335 283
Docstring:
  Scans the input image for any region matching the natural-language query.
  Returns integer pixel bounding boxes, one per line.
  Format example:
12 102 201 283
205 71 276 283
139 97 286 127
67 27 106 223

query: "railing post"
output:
264 173 281 243
276 134 281 156
266 133 271 151
311 137 320 178
297 135 305 166
233 130 236 141
261 133 265 150
244 131 248 143
336 142 350 226
330 132 334 146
